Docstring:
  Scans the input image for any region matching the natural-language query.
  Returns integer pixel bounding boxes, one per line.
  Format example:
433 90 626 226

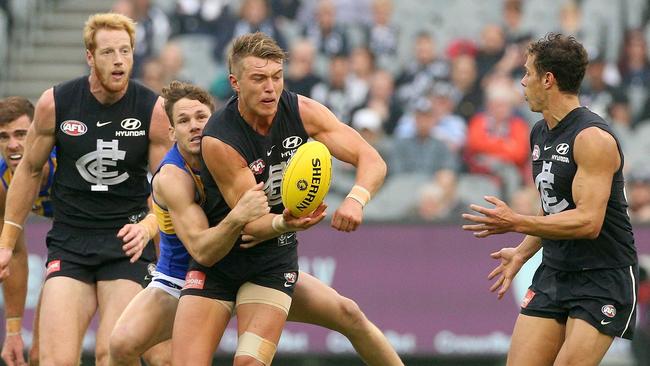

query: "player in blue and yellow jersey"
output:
110 80 403 366
109 80 269 366
0 96 55 366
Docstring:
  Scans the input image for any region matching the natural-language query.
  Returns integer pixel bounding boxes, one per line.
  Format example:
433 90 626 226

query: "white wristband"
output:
271 215 288 233
346 185 372 207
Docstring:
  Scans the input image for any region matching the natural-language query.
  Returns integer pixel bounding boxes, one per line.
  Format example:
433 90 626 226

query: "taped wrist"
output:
138 213 158 242
346 185 371 207
271 215 288 233
0 220 23 251
6 317 21 335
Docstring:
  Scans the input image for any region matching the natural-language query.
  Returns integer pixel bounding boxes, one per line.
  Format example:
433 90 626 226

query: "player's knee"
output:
337 297 368 332
142 349 172 366
234 332 277 366
108 329 139 361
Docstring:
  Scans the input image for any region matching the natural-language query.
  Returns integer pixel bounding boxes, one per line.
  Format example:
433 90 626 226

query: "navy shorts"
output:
45 223 156 284
521 263 638 339
181 243 299 301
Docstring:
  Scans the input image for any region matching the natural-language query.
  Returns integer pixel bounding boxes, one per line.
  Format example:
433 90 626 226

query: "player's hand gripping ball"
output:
281 141 332 217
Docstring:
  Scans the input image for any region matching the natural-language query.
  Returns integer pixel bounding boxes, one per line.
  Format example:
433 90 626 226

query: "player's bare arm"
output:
117 97 171 262
298 95 387 231
0 89 55 279
153 163 268 266
148 97 173 172
0 185 29 366
203 137 325 242
463 127 618 240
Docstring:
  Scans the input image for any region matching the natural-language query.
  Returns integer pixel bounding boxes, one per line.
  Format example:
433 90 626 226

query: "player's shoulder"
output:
153 163 193 195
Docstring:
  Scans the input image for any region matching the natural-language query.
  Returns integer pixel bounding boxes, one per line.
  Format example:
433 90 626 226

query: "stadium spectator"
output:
352 68 402 135
169 0 231 36
449 53 483 122
285 38 322 98
388 96 459 221
580 52 619 118
332 108 392 197
627 168 650 224
362 0 399 73
394 83 466 153
464 75 529 201
617 28 650 125
212 0 287 64
139 57 165 94
112 0 171 78
395 31 449 106
311 54 364 123
502 0 532 46
301 0 351 60
474 24 507 83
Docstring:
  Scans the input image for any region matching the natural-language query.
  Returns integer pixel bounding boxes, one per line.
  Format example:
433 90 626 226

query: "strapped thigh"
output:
236 282 292 315
235 331 277 365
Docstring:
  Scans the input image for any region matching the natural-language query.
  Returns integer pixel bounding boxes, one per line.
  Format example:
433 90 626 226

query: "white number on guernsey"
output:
75 139 129 191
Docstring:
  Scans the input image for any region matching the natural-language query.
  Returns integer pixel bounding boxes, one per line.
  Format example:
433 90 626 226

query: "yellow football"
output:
281 141 332 217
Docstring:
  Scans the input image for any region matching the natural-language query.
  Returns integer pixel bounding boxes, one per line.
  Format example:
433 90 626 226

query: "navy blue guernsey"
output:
530 107 636 270
53 76 158 229
201 90 309 253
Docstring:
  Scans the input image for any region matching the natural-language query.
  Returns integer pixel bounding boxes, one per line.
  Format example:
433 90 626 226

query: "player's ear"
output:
168 126 176 142
229 74 240 94
86 49 94 68
543 72 554 89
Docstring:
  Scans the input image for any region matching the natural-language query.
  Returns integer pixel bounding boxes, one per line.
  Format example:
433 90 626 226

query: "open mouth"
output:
261 98 275 105
8 154 22 161
190 136 201 143
111 70 125 80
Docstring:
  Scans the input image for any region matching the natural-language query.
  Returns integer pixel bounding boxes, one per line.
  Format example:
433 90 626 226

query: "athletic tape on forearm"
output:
6 317 21 335
346 185 371 207
271 215 288 233
138 213 158 242
0 221 23 250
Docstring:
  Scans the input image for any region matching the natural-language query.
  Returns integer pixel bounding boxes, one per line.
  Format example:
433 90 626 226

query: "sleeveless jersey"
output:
530 107 636 270
0 150 57 217
201 90 309 253
151 144 205 279
52 76 158 229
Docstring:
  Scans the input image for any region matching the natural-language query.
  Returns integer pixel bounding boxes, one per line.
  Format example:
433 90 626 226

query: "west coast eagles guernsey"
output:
0 150 57 217
152 144 205 279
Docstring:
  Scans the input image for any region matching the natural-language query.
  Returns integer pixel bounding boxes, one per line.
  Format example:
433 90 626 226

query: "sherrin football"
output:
281 141 332 217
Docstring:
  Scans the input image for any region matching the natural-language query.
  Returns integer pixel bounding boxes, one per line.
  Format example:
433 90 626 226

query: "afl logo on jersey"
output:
283 136 303 149
121 118 142 130
61 120 87 136
249 158 266 175
601 304 616 318
532 144 540 161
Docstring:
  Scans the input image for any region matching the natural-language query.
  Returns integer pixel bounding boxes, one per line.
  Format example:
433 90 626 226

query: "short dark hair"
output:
527 33 588 94
0 96 35 125
227 32 287 76
162 80 216 126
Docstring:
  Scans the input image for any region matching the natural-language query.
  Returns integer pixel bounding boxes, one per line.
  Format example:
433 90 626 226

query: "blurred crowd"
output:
2 0 650 223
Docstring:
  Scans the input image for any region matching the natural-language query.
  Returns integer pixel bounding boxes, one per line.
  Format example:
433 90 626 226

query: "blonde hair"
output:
83 13 136 53
228 32 287 76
